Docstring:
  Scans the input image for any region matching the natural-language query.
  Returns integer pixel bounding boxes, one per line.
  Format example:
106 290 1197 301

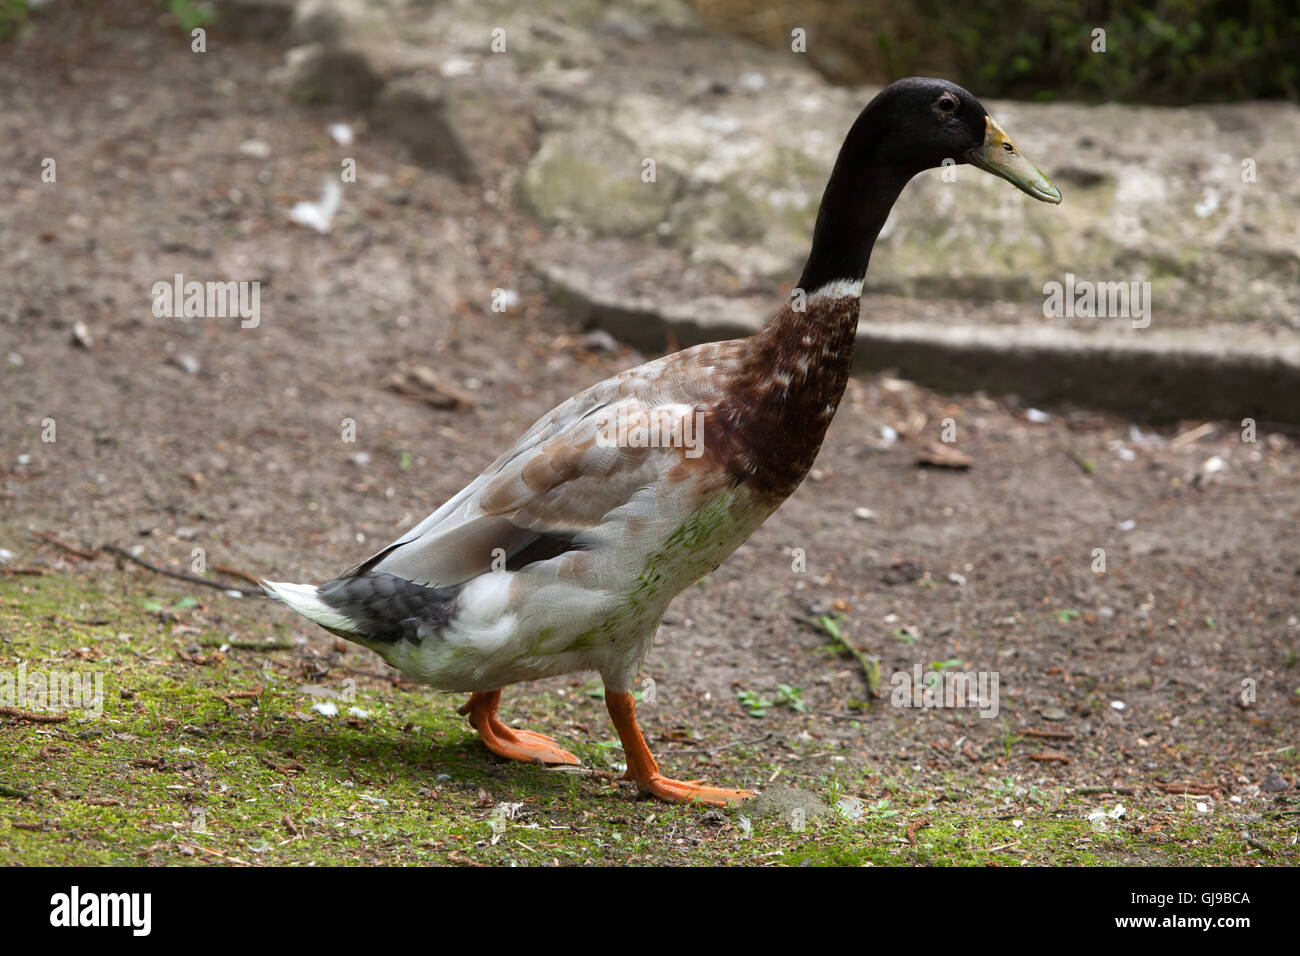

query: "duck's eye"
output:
936 93 958 113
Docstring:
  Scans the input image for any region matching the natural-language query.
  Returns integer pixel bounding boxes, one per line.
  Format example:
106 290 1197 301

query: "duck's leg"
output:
605 691 753 806
458 690 580 766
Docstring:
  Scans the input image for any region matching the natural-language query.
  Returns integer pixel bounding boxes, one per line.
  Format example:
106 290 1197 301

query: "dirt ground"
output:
1 4 1296 865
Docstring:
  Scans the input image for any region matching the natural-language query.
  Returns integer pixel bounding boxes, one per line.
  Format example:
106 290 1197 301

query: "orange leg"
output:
605 691 753 806
458 690 580 766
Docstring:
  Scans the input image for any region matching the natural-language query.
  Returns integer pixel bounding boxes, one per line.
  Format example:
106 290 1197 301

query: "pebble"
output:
1260 772 1291 793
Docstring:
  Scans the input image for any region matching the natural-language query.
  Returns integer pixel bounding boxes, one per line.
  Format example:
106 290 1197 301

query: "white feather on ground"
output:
288 178 341 234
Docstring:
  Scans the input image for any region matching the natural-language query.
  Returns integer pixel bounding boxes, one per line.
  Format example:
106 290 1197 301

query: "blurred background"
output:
698 0 1298 103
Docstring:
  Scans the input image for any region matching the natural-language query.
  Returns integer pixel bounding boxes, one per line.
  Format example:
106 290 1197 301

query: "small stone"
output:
737 785 833 823
1260 772 1291 793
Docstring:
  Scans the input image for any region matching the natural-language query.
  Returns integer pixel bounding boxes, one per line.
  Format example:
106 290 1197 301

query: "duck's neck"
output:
797 107 913 294
723 110 915 497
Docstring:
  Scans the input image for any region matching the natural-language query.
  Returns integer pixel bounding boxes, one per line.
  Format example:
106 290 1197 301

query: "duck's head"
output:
867 77 1062 204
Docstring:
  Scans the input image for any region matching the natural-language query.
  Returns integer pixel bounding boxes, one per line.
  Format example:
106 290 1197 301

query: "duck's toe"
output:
506 730 581 766
630 773 754 807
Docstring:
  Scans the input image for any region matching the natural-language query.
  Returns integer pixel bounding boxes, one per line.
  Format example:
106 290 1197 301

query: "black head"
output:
798 76 1061 291
860 77 1062 202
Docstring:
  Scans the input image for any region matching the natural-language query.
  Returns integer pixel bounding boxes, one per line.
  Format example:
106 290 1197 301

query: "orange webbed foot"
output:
605 690 754 807
635 773 755 807
459 691 581 766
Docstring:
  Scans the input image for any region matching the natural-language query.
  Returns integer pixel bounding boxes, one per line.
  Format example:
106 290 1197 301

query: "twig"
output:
102 545 262 597
0 566 48 576
663 732 774 758
1023 728 1075 741
213 563 263 587
811 709 870 722
1075 785 1137 796
1170 422 1214 448
1246 838 1274 857
1152 780 1219 796
0 707 68 724
176 841 257 866
802 614 880 695
1028 751 1071 763
31 530 99 561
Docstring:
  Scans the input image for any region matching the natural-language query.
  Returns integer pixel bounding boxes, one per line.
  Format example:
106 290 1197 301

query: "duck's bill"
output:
966 116 1062 204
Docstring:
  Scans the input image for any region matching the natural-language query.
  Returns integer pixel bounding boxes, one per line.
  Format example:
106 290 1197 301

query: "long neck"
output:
796 108 913 294
717 108 917 499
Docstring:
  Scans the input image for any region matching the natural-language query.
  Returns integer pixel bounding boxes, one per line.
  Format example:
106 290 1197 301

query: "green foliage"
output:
164 0 216 34
914 0 1300 103
737 684 808 717
0 0 28 41
702 0 1299 104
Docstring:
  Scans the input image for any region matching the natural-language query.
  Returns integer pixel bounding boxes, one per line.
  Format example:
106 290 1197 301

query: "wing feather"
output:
349 343 741 588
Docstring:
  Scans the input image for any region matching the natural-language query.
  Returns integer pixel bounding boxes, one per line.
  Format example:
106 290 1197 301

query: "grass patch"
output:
0 574 1292 866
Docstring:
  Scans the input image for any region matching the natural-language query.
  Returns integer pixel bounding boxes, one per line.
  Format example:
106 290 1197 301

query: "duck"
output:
263 77 1061 806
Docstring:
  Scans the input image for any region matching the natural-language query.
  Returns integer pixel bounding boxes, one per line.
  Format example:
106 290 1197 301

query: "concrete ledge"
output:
542 260 1300 424
855 321 1300 424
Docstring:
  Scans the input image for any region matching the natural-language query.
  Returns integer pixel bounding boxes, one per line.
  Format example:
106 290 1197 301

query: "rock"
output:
737 785 833 823
1260 772 1292 793
212 0 296 43
534 238 765 351
522 124 682 239
272 43 384 110
288 0 368 46
521 83 1300 327
369 77 477 181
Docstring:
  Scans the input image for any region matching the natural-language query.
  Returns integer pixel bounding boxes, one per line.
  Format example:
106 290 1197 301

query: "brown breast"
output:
704 294 861 500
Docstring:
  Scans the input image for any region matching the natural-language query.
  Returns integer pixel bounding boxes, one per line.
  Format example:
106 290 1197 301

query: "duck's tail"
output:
260 580 364 637
262 573 458 644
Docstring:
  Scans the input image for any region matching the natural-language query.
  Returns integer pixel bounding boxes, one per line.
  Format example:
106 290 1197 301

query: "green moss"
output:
1 574 1293 866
